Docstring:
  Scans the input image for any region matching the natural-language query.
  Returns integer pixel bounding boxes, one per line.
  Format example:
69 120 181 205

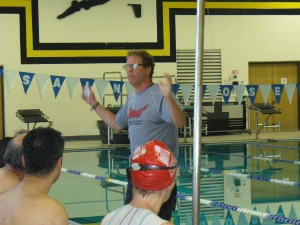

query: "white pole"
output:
193 0 205 224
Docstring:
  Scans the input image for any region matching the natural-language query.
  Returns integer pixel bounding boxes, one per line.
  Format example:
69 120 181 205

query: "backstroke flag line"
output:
1 69 300 104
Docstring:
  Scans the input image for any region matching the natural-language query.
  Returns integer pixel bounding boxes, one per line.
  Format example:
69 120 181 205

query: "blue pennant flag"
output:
110 81 124 102
172 84 180 96
220 85 233 105
250 207 262 225
262 205 274 225
0 68 3 76
296 84 300 95
200 212 208 225
225 210 235 225
272 84 284 104
274 205 285 224
50 75 65 98
202 85 207 100
246 85 259 104
80 78 95 88
19 71 35 94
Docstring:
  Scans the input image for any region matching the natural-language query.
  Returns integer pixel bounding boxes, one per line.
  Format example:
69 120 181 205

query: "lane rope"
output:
177 166 300 187
61 168 128 186
247 142 300 151
61 167 300 225
204 150 300 165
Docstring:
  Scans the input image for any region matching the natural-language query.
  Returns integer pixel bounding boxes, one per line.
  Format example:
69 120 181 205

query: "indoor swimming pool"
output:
50 139 300 225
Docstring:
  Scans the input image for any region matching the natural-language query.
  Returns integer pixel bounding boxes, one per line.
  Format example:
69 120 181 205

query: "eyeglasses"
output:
130 163 177 171
123 63 144 70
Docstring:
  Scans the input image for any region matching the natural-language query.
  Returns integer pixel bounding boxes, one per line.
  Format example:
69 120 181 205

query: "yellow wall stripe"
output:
205 2 300 9
1 1 300 59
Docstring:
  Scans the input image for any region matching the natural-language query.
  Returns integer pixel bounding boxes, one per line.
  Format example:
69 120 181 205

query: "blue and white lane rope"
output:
177 166 300 187
177 193 300 225
202 168 300 187
246 142 300 151
204 151 300 165
61 168 128 186
61 167 300 225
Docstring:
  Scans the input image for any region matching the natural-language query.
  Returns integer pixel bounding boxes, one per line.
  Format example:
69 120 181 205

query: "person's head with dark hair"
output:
0 127 68 224
4 130 27 170
0 137 13 168
22 127 64 178
0 130 27 194
125 49 155 78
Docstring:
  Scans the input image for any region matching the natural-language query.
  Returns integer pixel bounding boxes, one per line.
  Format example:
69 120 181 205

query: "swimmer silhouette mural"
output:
57 0 141 19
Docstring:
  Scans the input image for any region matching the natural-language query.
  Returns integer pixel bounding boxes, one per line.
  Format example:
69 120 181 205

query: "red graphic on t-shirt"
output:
128 104 149 119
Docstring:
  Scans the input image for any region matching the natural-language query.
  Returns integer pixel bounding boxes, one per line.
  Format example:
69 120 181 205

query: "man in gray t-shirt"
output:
116 83 180 157
83 49 186 221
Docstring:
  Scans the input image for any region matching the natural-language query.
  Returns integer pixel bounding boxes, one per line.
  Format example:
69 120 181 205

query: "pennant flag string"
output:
1 69 300 104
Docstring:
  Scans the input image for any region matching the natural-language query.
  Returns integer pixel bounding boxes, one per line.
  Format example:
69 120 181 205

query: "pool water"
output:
51 140 300 225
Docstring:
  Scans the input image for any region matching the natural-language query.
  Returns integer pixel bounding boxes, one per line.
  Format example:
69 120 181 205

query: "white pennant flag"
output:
36 74 49 97
179 83 194 105
66 77 79 99
206 85 220 105
233 85 246 105
95 79 109 102
259 84 271 105
284 84 296 104
4 70 18 93
124 82 135 96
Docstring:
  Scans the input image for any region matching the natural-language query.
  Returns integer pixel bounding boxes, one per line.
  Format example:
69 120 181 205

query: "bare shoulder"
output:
0 193 68 225
46 197 68 214
36 197 68 224
0 172 20 194
161 222 174 225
